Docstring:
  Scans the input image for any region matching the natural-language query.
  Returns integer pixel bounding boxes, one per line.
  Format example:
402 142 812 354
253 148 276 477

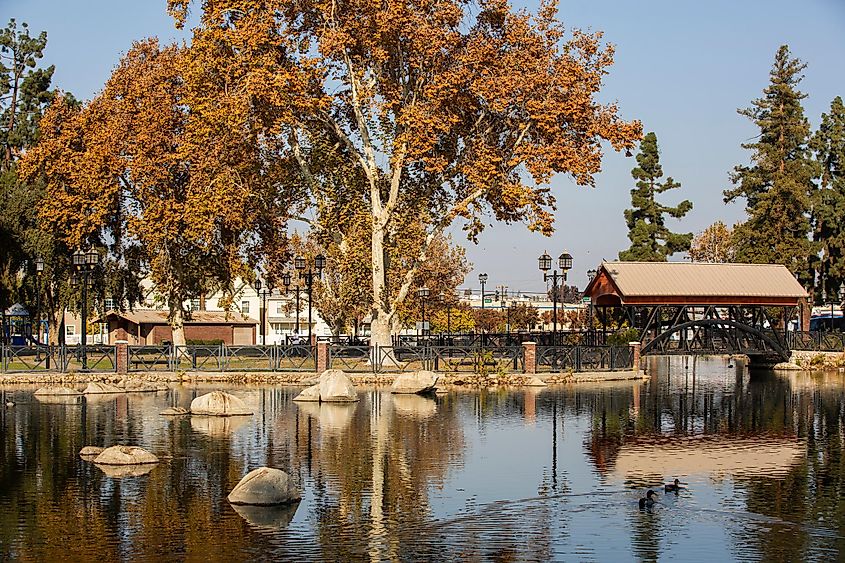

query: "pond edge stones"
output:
93 445 159 465
79 446 105 458
33 386 81 396
391 371 440 394
228 467 301 506
190 391 253 416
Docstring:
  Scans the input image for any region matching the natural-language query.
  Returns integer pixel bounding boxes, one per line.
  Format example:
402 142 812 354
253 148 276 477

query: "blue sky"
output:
4 0 844 293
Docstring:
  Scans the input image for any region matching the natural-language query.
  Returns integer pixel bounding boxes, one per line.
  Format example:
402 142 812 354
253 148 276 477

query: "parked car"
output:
810 315 845 332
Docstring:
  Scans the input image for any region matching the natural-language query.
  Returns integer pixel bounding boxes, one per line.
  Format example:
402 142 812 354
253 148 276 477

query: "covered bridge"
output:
583 262 810 363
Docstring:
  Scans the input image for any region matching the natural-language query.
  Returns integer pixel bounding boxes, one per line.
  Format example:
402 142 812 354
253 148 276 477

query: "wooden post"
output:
523 341 536 374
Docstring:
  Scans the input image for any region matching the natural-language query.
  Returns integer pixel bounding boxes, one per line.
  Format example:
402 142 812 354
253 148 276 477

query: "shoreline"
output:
0 369 648 387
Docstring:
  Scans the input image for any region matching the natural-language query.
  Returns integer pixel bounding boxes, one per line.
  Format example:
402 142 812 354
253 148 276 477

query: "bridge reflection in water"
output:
1 356 844 561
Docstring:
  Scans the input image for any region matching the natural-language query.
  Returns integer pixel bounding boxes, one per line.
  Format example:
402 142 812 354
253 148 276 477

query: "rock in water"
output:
33 386 81 396
190 391 253 416
160 406 190 416
93 445 159 465
318 370 359 402
524 376 548 387
82 382 124 394
228 467 301 506
79 446 105 458
391 371 440 394
292 384 321 402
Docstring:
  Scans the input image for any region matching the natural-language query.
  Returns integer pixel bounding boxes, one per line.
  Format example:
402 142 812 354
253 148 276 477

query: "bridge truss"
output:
596 304 796 363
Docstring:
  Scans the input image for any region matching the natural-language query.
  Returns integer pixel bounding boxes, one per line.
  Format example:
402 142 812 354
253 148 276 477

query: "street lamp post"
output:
417 286 430 336
254 279 273 345
587 268 597 344
479 273 488 309
538 250 572 346
35 257 44 347
295 254 325 343
71 248 100 370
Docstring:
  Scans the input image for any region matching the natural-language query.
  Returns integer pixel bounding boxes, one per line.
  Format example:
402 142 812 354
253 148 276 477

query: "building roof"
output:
95 309 258 325
586 261 807 303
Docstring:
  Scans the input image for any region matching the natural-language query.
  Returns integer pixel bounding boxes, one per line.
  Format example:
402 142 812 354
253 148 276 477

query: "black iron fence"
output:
536 345 633 373
787 331 845 352
1 345 116 373
392 331 605 348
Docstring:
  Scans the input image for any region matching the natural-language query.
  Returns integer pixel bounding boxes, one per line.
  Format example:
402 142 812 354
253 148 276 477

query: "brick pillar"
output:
116 340 129 374
629 341 641 372
316 341 329 374
799 297 811 332
523 341 536 374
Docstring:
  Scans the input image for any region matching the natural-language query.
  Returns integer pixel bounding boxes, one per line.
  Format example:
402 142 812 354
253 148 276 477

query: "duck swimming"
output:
664 478 683 492
638 490 657 509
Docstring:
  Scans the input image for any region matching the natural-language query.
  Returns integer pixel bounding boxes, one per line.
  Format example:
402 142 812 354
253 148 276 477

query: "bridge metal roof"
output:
585 261 808 306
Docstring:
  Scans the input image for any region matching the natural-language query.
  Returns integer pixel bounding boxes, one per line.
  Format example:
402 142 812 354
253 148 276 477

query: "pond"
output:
1 357 844 561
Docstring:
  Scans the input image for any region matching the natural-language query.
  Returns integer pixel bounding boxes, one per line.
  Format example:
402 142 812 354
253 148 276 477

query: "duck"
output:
638 489 657 509
664 478 683 492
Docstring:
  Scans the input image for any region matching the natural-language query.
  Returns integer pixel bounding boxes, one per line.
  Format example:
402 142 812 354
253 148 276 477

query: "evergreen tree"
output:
619 132 693 261
724 45 817 284
811 96 845 302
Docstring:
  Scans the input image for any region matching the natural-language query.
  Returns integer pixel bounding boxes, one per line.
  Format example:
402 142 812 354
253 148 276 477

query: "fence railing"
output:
787 331 845 352
536 345 633 373
1 345 116 373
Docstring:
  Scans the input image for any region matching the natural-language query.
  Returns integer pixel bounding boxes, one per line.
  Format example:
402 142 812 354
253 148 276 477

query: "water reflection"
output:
1 358 845 560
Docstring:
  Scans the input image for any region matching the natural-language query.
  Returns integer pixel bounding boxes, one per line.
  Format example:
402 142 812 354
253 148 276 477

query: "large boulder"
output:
391 371 439 394
93 445 159 465
83 382 124 394
190 391 253 416
34 386 81 396
79 446 105 458
292 384 321 402
227 467 301 506
524 376 548 387
318 370 358 403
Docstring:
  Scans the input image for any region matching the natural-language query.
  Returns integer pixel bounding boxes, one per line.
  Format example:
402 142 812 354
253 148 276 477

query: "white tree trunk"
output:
170 304 187 346
370 213 393 349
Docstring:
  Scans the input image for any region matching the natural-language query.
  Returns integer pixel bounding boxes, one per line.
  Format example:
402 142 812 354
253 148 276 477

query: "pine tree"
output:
811 96 845 301
724 45 817 284
619 132 693 261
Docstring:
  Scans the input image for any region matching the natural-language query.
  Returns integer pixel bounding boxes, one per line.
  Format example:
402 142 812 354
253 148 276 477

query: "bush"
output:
186 339 225 346
608 328 640 347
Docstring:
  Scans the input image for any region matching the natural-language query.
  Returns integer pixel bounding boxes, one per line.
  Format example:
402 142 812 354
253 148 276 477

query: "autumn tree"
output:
548 283 582 304
429 303 475 334
23 40 288 345
473 308 505 333
811 96 845 302
724 45 817 285
507 302 540 331
689 221 736 263
169 0 641 348
619 132 693 261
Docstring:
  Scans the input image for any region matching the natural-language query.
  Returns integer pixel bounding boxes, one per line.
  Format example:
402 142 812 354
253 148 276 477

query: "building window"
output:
66 325 76 336
104 298 115 310
276 303 284 314
241 300 250 314
190 298 200 311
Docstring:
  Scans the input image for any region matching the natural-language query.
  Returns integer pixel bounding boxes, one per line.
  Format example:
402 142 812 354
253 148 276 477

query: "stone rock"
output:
227 467 301 506
119 379 158 393
160 406 190 416
82 382 124 394
292 384 321 402
96 464 156 478
190 391 253 416
391 371 440 394
318 370 359 402
524 376 548 387
79 446 105 458
93 445 159 465
33 386 81 396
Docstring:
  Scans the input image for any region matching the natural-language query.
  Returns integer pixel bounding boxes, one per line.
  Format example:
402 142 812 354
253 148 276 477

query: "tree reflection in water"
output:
2 360 845 560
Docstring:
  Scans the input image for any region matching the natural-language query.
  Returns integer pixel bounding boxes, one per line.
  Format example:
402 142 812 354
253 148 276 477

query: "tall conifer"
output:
811 96 845 301
724 45 817 284
619 132 693 261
